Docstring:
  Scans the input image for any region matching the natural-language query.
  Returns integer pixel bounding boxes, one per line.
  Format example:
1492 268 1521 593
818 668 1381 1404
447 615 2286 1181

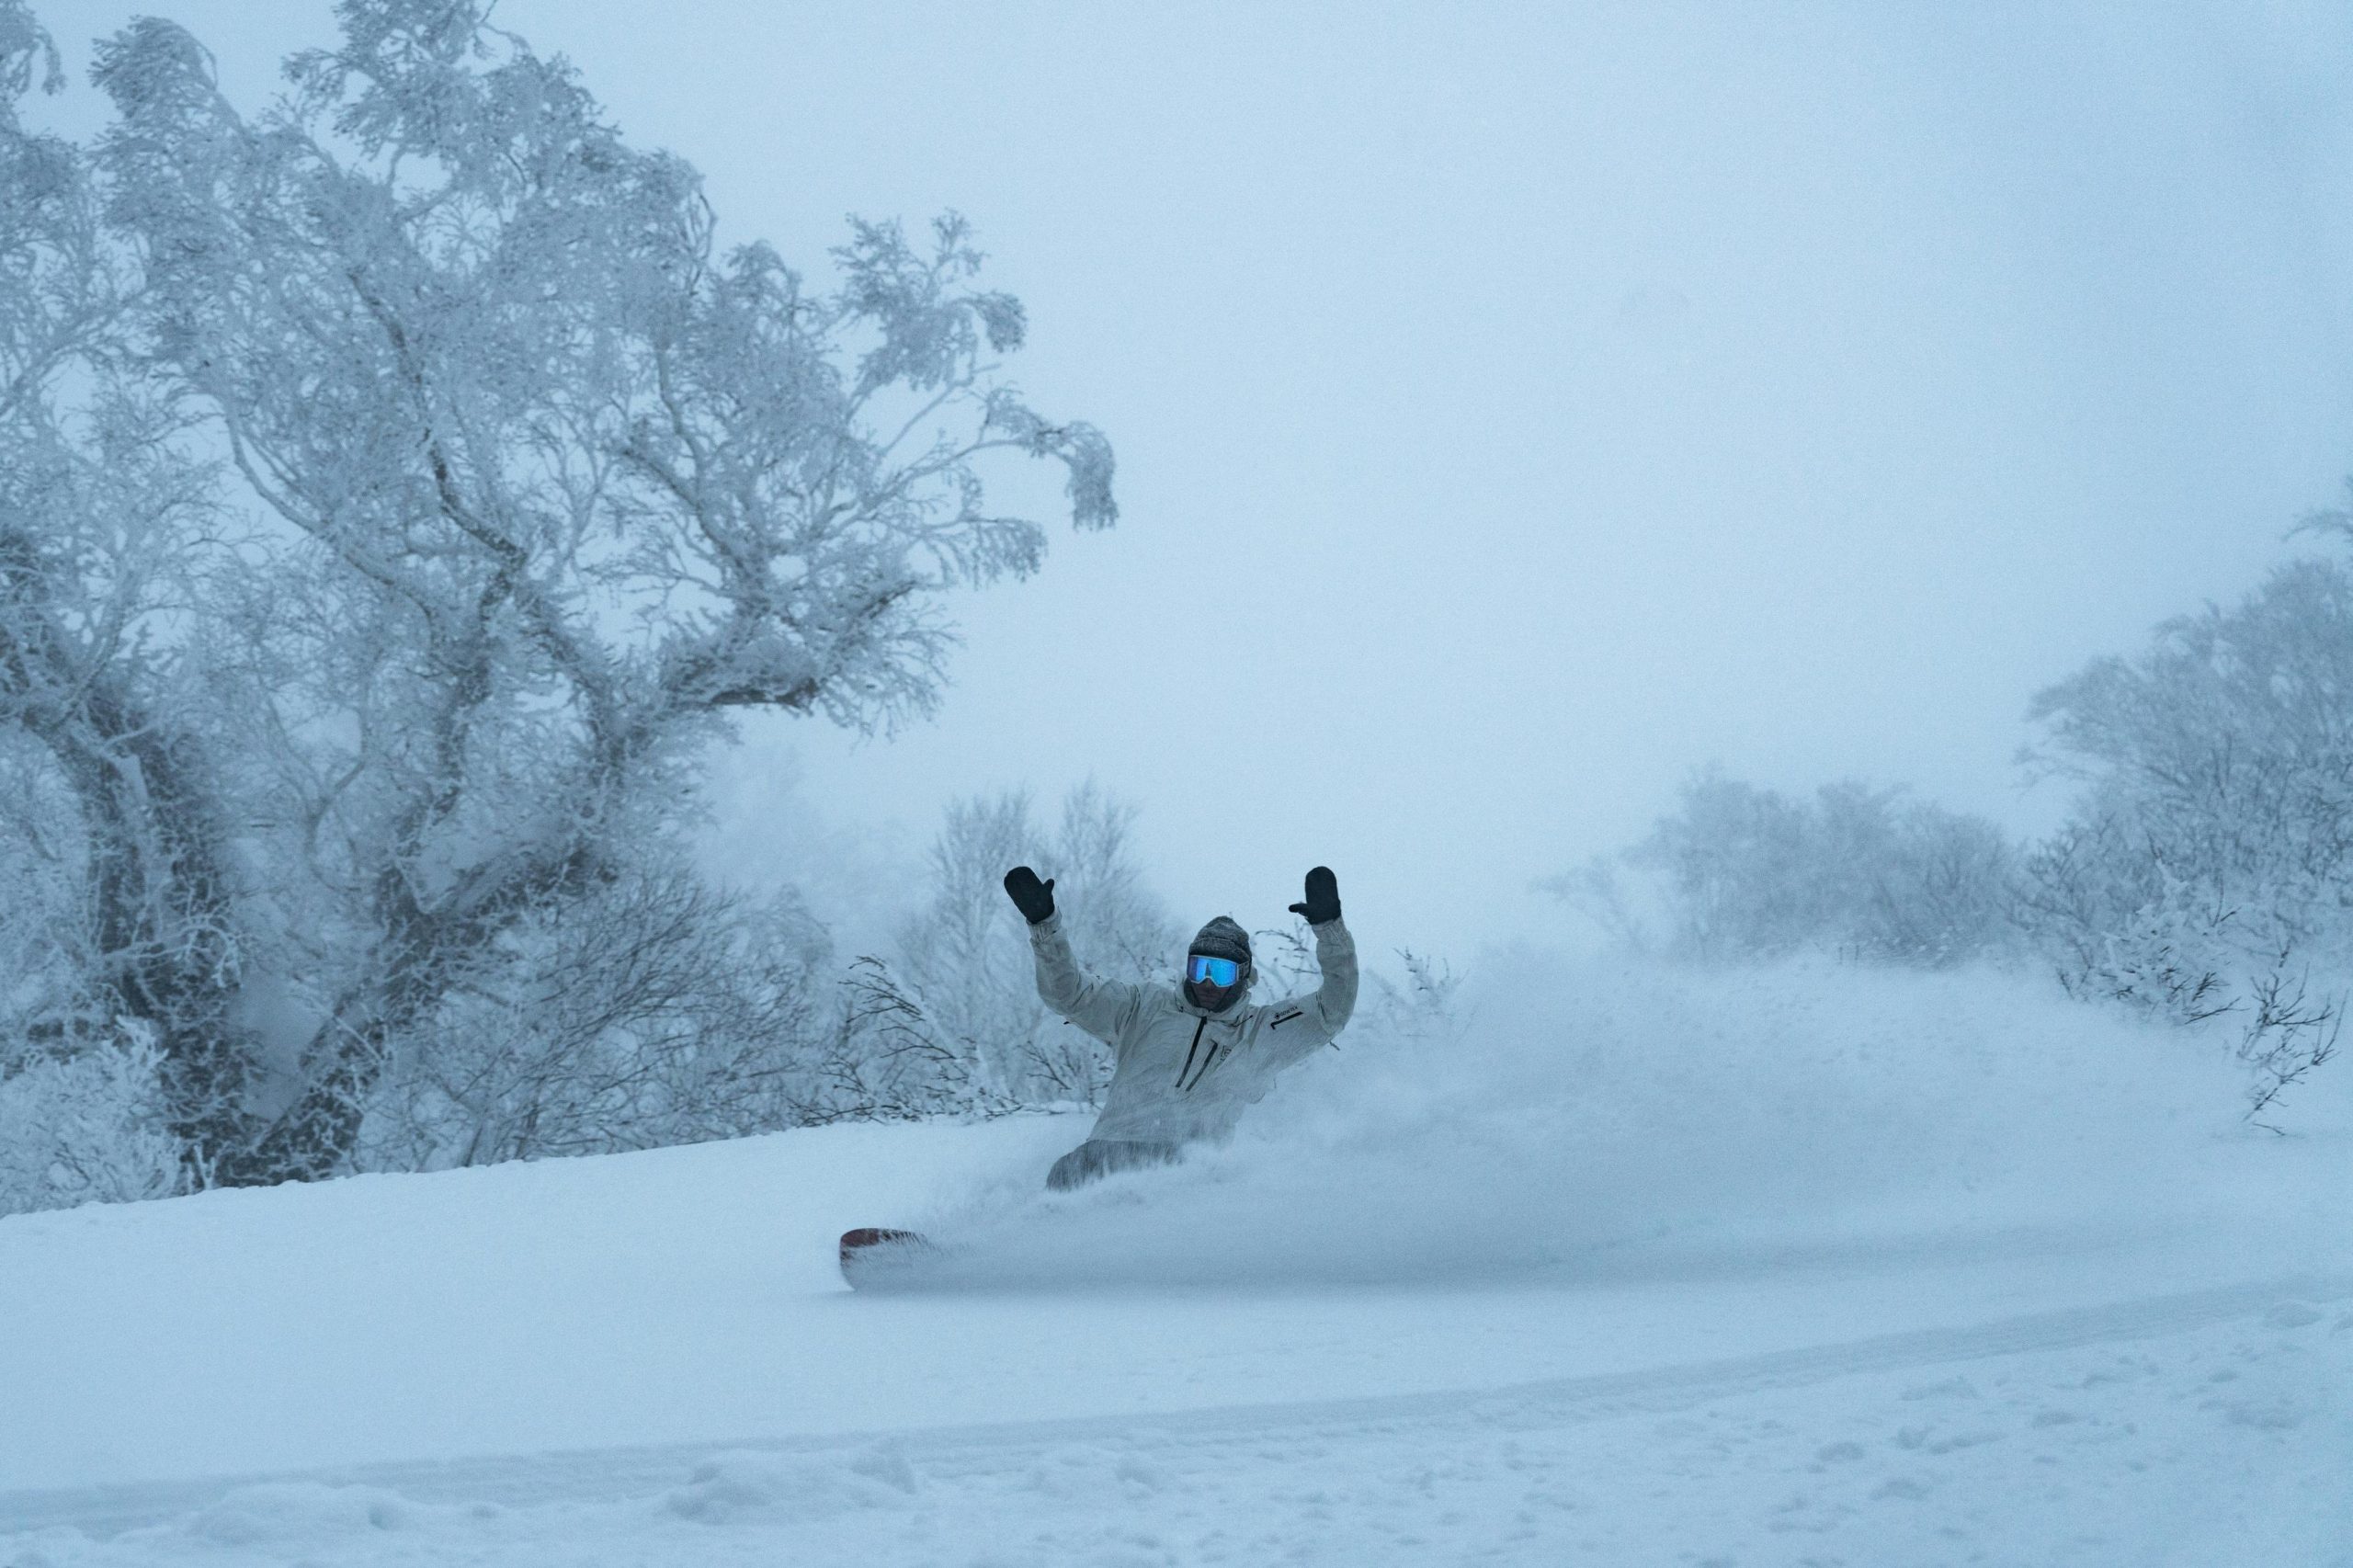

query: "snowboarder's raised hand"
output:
1289 866 1342 926
1003 865 1057 925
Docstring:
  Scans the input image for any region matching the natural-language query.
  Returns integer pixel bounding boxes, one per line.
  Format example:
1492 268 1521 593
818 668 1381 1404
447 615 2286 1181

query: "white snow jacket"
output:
1029 911 1358 1144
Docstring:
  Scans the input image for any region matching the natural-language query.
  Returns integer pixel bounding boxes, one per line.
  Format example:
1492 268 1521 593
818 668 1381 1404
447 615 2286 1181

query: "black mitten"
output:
1288 865 1341 926
1003 865 1056 925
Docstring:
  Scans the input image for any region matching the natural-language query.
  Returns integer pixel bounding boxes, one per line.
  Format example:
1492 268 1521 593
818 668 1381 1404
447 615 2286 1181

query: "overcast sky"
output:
32 1 2353 958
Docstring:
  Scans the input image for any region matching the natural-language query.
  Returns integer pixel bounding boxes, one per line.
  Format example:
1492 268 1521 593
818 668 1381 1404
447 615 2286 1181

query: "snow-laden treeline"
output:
1561 537 2353 1131
0 0 1116 1212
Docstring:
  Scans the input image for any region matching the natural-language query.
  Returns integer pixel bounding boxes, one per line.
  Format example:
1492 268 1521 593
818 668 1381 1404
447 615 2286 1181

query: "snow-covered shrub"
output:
0 1032 184 1214
355 872 836 1169
1365 949 1463 1050
1559 769 2018 967
852 784 1177 1114
2020 548 2353 1121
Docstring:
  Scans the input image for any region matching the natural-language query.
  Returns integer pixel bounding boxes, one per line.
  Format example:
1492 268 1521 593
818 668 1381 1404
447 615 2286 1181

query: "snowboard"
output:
838 1227 936 1290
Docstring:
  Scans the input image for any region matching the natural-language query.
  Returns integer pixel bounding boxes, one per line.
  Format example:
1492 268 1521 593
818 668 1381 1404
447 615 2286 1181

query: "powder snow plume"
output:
892 953 2313 1290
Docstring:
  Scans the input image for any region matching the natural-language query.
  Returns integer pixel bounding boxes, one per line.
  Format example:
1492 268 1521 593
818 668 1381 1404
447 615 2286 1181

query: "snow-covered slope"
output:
5 958 2349 1564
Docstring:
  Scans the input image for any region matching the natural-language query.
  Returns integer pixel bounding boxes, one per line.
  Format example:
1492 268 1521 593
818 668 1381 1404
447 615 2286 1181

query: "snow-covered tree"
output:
0 0 255 1179
90 0 1116 1179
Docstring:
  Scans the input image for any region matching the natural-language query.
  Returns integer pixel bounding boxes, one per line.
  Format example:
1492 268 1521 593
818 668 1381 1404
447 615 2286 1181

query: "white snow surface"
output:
4 955 2349 1565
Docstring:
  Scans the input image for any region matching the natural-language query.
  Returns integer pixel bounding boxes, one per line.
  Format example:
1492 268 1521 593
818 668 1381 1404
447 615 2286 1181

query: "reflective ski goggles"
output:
1186 954 1243 988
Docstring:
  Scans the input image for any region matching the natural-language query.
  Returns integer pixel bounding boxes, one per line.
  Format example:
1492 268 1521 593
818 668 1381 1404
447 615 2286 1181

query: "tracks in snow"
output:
7 1271 2347 1540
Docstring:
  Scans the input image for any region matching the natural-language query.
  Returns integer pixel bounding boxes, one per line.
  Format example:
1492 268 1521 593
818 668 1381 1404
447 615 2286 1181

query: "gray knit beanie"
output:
1188 915 1252 967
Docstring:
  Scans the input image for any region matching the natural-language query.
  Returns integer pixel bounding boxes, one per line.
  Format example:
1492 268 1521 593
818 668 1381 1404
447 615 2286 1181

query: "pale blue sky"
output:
30 1 2353 956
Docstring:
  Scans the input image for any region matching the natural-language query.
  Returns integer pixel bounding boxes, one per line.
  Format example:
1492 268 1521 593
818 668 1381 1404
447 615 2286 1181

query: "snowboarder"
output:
1001 864 1358 1189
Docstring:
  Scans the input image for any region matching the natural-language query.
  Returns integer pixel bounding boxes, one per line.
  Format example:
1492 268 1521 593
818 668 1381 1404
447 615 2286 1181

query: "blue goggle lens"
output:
1187 955 1241 987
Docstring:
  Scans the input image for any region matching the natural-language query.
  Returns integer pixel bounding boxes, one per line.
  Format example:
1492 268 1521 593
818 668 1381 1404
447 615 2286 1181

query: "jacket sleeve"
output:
1253 917 1358 1071
1029 910 1144 1048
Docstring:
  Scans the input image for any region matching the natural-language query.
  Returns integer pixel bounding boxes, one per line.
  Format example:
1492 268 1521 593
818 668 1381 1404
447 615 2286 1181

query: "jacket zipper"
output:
1190 1039 1222 1089
1176 1016 1211 1092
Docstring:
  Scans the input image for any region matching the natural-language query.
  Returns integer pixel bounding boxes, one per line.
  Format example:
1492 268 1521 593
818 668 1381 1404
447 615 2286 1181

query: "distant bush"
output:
1556 769 2018 969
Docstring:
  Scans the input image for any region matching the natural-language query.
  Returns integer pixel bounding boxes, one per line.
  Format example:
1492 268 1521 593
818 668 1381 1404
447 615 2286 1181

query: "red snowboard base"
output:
838 1227 933 1288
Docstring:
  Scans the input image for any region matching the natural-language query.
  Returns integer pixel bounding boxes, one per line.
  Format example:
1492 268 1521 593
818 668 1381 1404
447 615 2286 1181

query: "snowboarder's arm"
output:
1029 910 1142 1046
1256 916 1358 1070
